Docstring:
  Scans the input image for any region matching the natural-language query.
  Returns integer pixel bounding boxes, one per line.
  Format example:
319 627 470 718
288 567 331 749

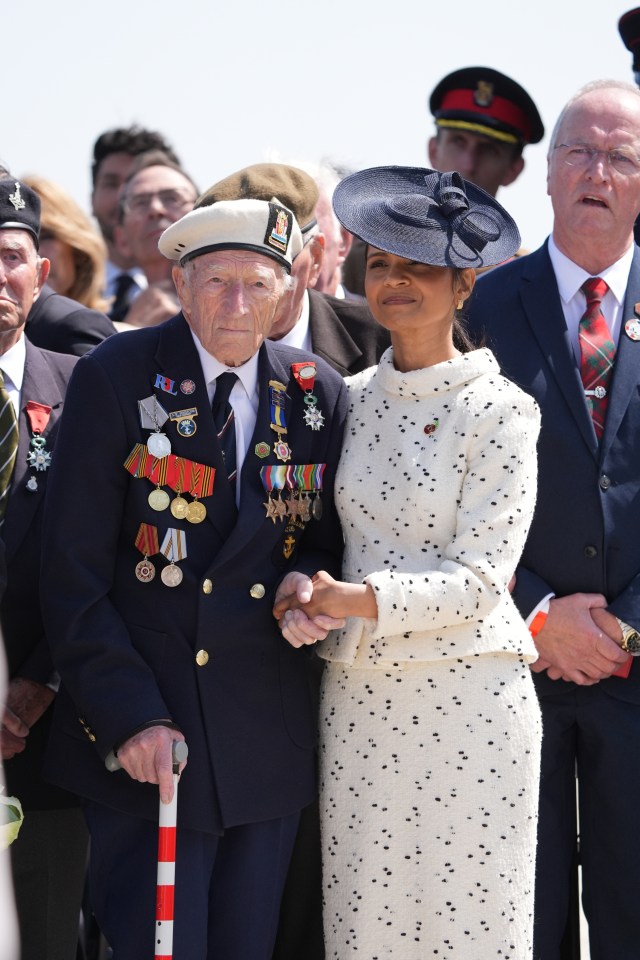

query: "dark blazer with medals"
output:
26 284 116 357
2 340 77 809
307 289 389 377
42 313 347 834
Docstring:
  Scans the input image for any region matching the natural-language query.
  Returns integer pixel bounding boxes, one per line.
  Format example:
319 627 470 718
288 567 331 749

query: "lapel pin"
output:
424 419 439 435
625 318 640 341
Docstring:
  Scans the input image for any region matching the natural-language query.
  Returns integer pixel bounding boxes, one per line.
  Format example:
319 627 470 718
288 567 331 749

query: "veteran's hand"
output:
6 677 54 728
0 704 29 759
116 726 187 805
531 593 628 685
274 571 345 649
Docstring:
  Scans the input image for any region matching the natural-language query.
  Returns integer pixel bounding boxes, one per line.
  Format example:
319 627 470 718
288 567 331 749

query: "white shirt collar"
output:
189 329 260 407
0 335 26 393
277 289 312 352
548 235 633 307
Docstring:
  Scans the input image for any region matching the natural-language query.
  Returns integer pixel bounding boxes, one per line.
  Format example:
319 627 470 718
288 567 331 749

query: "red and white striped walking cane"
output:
106 738 189 958
155 739 189 960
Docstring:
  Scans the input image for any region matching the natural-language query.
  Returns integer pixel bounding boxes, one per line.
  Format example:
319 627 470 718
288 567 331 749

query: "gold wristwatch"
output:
615 617 640 655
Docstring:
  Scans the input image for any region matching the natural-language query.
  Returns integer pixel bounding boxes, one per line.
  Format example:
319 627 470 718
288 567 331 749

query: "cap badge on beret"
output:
9 184 26 212
474 81 494 108
266 204 291 254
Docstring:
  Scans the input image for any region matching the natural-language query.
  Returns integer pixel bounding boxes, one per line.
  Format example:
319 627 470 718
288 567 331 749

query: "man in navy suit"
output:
0 180 82 959
42 196 347 959
468 80 640 960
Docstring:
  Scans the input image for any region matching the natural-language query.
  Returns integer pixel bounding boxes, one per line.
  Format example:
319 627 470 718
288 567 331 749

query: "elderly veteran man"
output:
0 180 81 960
469 80 640 960
41 197 348 960
199 163 389 376
201 163 388 960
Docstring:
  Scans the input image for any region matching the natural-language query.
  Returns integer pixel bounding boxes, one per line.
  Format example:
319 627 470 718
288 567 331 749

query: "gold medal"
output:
161 563 183 587
264 496 279 524
170 496 189 520
186 500 206 524
159 527 186 586
274 494 288 522
299 493 312 522
148 488 170 511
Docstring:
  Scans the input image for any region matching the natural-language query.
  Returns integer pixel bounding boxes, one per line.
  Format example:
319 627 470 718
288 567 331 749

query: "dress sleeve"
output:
364 388 540 641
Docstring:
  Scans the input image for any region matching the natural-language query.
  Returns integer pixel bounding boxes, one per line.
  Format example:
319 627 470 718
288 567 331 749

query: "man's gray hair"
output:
548 79 640 155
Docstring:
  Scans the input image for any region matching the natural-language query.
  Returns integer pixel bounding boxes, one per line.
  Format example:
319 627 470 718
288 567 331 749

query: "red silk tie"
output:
579 278 615 440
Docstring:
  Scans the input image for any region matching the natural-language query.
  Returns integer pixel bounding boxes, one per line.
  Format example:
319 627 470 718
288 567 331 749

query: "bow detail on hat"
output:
383 171 501 255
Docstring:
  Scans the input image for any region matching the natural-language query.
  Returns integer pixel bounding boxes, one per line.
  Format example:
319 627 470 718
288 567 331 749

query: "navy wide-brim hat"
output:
333 166 521 269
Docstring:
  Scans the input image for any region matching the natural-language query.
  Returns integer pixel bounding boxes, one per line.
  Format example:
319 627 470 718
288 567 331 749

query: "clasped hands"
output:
273 570 377 649
531 592 629 686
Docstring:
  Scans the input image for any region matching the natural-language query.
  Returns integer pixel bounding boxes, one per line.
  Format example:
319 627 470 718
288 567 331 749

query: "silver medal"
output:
147 432 171 459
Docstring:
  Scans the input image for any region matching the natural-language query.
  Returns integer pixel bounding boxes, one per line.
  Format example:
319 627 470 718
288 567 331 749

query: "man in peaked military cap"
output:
0 179 82 960
428 65 544 198
41 194 348 959
620 6 640 86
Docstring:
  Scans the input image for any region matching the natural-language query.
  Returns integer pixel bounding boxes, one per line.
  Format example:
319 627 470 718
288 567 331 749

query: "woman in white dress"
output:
275 166 542 959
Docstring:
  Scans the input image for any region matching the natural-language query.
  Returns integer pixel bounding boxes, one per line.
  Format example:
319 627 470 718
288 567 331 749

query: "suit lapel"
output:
601 248 640 458
4 342 65 559
520 245 599 459
308 291 361 377
215 342 292 563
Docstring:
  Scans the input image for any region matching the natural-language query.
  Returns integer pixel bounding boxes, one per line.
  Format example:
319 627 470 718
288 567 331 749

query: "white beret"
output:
158 197 303 272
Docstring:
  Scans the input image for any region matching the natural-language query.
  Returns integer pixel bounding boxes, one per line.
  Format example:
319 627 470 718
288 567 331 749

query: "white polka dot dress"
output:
318 348 542 958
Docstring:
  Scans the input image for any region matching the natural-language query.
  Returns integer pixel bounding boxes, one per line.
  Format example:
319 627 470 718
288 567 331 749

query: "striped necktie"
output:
0 370 18 523
579 278 615 441
211 372 238 495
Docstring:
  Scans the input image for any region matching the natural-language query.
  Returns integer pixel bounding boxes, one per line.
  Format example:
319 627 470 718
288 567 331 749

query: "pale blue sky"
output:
6 0 636 251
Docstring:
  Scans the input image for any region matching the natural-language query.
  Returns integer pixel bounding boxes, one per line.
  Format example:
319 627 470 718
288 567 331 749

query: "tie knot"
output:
581 277 608 305
213 371 238 407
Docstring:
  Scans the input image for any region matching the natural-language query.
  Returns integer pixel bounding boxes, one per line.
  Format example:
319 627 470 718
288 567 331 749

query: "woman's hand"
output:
273 571 346 649
274 571 378 650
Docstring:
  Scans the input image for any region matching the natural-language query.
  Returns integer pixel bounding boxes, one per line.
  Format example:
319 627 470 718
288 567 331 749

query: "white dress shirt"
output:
0 335 26 416
190 331 260 505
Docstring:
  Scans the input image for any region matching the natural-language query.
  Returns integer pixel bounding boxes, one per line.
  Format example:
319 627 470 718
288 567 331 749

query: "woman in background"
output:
22 175 109 312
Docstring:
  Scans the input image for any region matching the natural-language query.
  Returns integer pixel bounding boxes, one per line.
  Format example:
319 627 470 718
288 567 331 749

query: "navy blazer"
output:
42 315 347 833
26 284 116 357
1 340 77 808
468 241 640 699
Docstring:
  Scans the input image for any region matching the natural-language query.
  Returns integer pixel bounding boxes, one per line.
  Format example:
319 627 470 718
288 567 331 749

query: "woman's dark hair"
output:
452 267 477 353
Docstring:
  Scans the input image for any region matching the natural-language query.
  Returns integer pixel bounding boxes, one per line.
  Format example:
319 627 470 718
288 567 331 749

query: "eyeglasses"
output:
553 142 640 177
124 189 195 216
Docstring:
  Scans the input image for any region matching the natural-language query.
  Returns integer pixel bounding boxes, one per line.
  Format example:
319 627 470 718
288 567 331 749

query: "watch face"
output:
624 631 640 655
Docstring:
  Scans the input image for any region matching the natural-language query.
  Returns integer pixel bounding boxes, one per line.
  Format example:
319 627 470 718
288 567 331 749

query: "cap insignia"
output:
8 183 25 211
473 81 494 108
265 204 290 253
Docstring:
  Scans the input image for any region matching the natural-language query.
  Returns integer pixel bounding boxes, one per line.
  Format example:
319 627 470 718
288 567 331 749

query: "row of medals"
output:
137 426 199 586
147 428 207 524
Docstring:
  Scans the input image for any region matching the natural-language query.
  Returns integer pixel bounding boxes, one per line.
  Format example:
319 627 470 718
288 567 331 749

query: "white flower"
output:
0 786 23 849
